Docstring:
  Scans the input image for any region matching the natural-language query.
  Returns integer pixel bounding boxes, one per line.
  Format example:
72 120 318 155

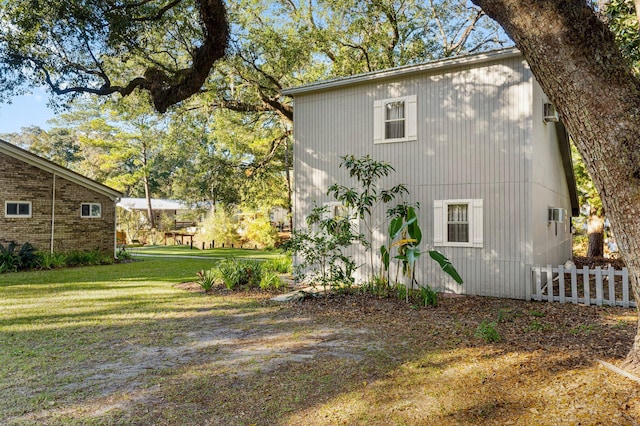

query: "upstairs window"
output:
385 101 406 139
5 201 31 218
81 203 102 218
374 95 417 144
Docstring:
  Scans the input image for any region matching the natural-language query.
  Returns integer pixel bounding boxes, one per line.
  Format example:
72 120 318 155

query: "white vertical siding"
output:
292 55 558 299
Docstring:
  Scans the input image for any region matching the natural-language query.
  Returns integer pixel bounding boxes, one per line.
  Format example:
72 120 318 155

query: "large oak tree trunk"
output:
471 0 640 373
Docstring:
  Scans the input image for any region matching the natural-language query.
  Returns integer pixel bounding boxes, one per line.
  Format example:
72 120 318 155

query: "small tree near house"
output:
289 155 462 295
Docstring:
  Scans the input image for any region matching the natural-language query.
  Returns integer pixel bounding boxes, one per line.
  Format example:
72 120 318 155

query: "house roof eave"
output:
0 139 123 200
555 123 580 217
282 47 521 96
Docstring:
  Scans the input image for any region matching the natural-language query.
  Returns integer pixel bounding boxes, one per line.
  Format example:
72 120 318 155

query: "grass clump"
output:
196 269 217 292
262 257 292 274
259 271 285 291
419 285 438 306
475 320 501 343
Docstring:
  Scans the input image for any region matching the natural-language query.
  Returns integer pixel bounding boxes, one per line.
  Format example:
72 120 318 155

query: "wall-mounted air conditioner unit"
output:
543 103 559 123
548 207 566 223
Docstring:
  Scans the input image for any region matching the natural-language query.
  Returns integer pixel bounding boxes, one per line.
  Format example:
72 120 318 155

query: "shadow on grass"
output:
1 282 638 425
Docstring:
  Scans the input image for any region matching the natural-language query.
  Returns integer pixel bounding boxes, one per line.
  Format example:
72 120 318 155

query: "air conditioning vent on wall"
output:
543 103 559 123
548 207 566 223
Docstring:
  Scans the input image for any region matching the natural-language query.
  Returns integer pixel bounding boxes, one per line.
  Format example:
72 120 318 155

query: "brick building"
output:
0 139 122 255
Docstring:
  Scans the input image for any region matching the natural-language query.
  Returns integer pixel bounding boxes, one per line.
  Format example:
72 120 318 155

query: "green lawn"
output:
127 244 283 259
1 257 639 425
0 257 266 424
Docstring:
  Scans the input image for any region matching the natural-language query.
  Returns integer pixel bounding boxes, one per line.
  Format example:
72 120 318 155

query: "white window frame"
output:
373 95 417 144
434 199 483 248
323 202 359 233
5 201 32 218
81 203 102 218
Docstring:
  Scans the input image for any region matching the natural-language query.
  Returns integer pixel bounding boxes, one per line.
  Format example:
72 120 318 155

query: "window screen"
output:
384 101 405 139
447 204 469 243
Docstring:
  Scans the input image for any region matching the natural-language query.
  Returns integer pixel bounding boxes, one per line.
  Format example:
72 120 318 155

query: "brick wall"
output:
0 151 116 254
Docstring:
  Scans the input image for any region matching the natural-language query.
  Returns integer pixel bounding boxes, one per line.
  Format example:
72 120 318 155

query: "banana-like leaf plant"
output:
381 205 463 299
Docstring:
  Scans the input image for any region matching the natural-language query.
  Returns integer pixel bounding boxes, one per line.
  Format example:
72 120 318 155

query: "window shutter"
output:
472 199 483 248
373 100 384 144
406 95 417 140
433 200 443 246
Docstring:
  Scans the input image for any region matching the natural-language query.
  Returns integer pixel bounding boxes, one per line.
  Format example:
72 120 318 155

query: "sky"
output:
0 88 56 134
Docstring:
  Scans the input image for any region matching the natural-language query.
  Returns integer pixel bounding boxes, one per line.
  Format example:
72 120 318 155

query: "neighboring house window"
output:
323 202 359 233
81 203 102 218
433 199 483 248
5 201 32 218
373 95 417 144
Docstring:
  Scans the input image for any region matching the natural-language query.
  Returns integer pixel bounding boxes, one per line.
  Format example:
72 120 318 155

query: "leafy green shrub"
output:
284 204 362 291
259 271 285 291
243 210 278 248
262 257 292 274
394 283 407 301
116 248 132 262
475 320 501 343
1 241 22 272
213 258 263 290
196 269 217 292
0 241 38 272
200 208 241 248
419 285 438 306
65 250 114 266
36 252 68 270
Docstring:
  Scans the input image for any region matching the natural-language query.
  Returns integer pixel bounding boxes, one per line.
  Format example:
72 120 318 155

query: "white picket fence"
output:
531 264 636 308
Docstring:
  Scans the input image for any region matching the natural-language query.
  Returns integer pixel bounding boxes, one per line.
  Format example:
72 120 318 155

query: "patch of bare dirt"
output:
15 289 640 425
573 256 626 270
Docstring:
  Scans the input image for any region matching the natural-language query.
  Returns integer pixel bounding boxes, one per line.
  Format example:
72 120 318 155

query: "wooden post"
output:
595 266 603 306
607 266 616 307
558 265 565 304
571 266 578 304
623 268 630 308
546 264 553 303
583 266 590 306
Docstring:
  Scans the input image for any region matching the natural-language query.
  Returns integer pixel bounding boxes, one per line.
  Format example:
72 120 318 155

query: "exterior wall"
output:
53 176 116 253
529 80 573 269
0 151 55 250
293 55 536 299
0 151 117 254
